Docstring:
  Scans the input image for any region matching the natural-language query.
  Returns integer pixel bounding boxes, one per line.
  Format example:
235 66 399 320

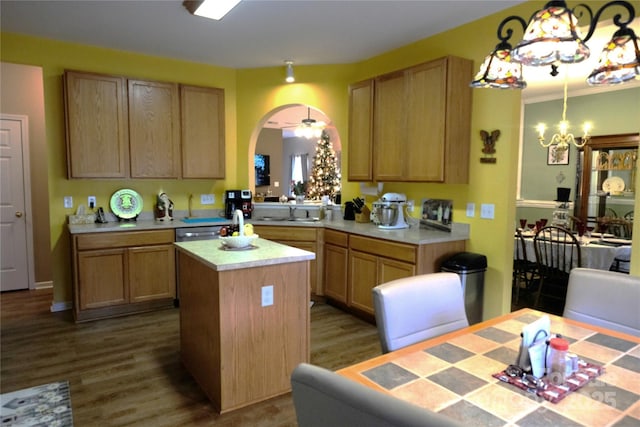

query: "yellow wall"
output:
1 0 638 315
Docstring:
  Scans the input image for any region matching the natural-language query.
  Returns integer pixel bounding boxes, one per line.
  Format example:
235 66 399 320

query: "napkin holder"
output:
515 315 550 373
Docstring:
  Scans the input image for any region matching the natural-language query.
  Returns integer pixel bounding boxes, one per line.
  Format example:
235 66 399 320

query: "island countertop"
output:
174 238 315 272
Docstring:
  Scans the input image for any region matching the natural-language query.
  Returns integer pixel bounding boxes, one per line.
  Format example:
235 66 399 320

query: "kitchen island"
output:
174 238 315 413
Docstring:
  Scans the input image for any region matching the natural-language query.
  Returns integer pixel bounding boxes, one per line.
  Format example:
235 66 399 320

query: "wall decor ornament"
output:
480 129 500 163
548 145 570 165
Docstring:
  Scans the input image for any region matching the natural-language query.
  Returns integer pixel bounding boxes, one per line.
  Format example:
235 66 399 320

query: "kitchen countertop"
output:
174 238 315 271
68 216 469 245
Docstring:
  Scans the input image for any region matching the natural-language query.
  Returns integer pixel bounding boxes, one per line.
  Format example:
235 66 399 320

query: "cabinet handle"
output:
15 211 23 218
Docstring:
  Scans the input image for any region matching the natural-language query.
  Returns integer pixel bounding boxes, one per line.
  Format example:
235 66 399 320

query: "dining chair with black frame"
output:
513 229 540 305
532 225 582 314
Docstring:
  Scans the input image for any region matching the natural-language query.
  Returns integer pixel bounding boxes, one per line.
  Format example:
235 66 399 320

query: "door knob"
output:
15 211 23 218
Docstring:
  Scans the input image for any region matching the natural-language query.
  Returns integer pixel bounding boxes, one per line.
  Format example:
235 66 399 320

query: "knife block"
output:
355 205 371 223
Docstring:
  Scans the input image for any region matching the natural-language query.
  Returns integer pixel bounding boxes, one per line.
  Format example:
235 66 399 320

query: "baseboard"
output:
34 280 53 290
50 301 72 312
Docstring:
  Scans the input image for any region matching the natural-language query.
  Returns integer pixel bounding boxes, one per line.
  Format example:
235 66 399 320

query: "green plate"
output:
110 189 143 220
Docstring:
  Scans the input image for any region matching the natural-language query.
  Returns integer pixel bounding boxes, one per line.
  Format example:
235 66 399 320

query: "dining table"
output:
337 308 640 427
518 231 632 271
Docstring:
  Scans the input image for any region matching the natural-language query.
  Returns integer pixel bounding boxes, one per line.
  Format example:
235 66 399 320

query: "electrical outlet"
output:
201 194 215 205
88 196 96 209
63 196 73 209
261 285 274 307
274 181 280 188
466 203 475 217
480 203 495 219
407 200 415 213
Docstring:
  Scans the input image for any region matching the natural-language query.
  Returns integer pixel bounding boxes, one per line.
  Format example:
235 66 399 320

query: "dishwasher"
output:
175 225 225 306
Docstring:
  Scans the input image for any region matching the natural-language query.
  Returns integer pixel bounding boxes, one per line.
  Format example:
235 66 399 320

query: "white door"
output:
1 115 32 291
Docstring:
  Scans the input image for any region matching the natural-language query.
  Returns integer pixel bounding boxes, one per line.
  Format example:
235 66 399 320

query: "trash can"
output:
441 252 487 325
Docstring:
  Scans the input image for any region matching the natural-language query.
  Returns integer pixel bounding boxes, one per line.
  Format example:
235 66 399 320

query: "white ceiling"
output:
2 0 638 116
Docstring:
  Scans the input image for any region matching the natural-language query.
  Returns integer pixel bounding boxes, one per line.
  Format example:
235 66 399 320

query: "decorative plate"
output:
602 176 625 194
110 189 143 219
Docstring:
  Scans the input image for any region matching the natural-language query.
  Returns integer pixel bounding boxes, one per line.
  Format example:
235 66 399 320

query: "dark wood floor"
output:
0 289 381 426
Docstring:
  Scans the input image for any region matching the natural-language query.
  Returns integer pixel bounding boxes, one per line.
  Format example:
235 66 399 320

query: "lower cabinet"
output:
72 229 176 322
323 231 465 320
252 225 321 296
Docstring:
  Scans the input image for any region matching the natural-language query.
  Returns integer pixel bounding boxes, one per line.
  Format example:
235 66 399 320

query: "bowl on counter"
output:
219 234 259 249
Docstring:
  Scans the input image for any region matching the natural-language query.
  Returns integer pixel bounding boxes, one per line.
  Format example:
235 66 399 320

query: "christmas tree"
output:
307 130 341 200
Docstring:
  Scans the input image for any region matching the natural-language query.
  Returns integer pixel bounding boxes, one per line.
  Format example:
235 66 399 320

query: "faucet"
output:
289 206 297 220
188 194 194 218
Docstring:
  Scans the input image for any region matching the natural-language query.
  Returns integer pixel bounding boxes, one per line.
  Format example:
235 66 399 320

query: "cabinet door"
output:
373 70 406 181
348 80 374 181
128 244 176 303
348 250 378 314
378 257 415 285
324 243 349 303
280 240 317 295
405 61 446 181
128 79 180 178
77 248 127 309
180 85 225 179
64 71 129 178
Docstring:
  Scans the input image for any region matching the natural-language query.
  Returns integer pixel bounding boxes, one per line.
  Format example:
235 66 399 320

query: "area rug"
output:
1 381 73 427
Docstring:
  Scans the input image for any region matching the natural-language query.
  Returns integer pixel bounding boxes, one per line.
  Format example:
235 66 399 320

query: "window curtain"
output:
290 154 308 185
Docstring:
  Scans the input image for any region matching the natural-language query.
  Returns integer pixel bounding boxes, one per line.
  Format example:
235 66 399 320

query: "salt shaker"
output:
548 337 569 385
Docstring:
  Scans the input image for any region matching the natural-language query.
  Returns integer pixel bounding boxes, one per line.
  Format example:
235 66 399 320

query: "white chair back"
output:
291 363 463 427
563 268 640 337
372 273 469 353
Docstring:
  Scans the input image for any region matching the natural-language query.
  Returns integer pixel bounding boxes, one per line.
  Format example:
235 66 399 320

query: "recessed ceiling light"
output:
183 0 241 21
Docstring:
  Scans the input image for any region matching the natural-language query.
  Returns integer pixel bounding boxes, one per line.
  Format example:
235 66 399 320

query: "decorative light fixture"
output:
183 0 241 20
536 66 592 149
471 1 639 89
285 60 295 83
295 107 325 139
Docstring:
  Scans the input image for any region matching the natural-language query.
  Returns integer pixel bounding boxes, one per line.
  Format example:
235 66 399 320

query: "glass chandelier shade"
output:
511 3 590 66
587 28 640 85
470 43 527 89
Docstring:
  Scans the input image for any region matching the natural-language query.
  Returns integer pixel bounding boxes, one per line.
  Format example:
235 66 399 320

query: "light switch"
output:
63 196 73 209
466 203 475 217
480 203 495 219
261 285 274 307
201 194 215 204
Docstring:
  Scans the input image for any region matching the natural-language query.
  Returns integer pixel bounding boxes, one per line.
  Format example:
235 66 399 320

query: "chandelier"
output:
536 67 592 149
471 1 640 89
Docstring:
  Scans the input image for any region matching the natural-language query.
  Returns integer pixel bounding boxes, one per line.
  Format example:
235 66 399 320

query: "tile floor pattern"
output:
360 313 640 427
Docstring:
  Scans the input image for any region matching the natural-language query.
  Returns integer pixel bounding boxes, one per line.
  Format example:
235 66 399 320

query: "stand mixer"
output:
372 193 409 229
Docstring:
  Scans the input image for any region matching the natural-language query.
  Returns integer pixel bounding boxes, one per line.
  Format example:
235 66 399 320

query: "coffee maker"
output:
225 189 253 219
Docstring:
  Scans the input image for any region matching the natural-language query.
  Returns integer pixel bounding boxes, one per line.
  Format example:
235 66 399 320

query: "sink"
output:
288 218 320 223
181 217 227 224
256 217 288 221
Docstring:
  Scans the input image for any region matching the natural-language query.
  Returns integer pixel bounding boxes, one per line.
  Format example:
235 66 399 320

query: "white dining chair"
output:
563 268 640 337
291 363 464 427
372 273 469 354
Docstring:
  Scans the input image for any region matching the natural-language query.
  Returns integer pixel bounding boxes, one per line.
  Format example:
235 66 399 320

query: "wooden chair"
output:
533 226 582 313
372 273 469 353
513 229 539 304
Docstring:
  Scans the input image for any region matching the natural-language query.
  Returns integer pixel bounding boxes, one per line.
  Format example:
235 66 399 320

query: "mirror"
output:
253 104 342 200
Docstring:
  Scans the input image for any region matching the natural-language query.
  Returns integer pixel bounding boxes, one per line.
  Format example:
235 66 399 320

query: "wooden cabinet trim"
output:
253 225 318 242
324 229 348 247
75 229 174 251
349 235 416 264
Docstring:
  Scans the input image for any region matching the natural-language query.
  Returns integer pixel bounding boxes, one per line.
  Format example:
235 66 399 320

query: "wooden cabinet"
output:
128 80 181 178
323 230 349 303
72 229 176 322
64 71 129 178
323 231 466 319
64 70 225 179
348 56 472 183
347 80 374 181
252 225 322 296
180 85 226 179
348 236 415 315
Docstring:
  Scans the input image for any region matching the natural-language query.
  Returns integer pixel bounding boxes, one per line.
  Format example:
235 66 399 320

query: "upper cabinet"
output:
64 71 129 178
348 56 472 183
128 79 180 178
180 85 225 179
64 70 225 179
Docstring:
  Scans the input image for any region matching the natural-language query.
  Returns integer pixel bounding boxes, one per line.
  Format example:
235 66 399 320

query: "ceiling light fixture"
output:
295 108 325 139
536 66 592 150
285 60 295 83
183 0 241 21
471 1 639 89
